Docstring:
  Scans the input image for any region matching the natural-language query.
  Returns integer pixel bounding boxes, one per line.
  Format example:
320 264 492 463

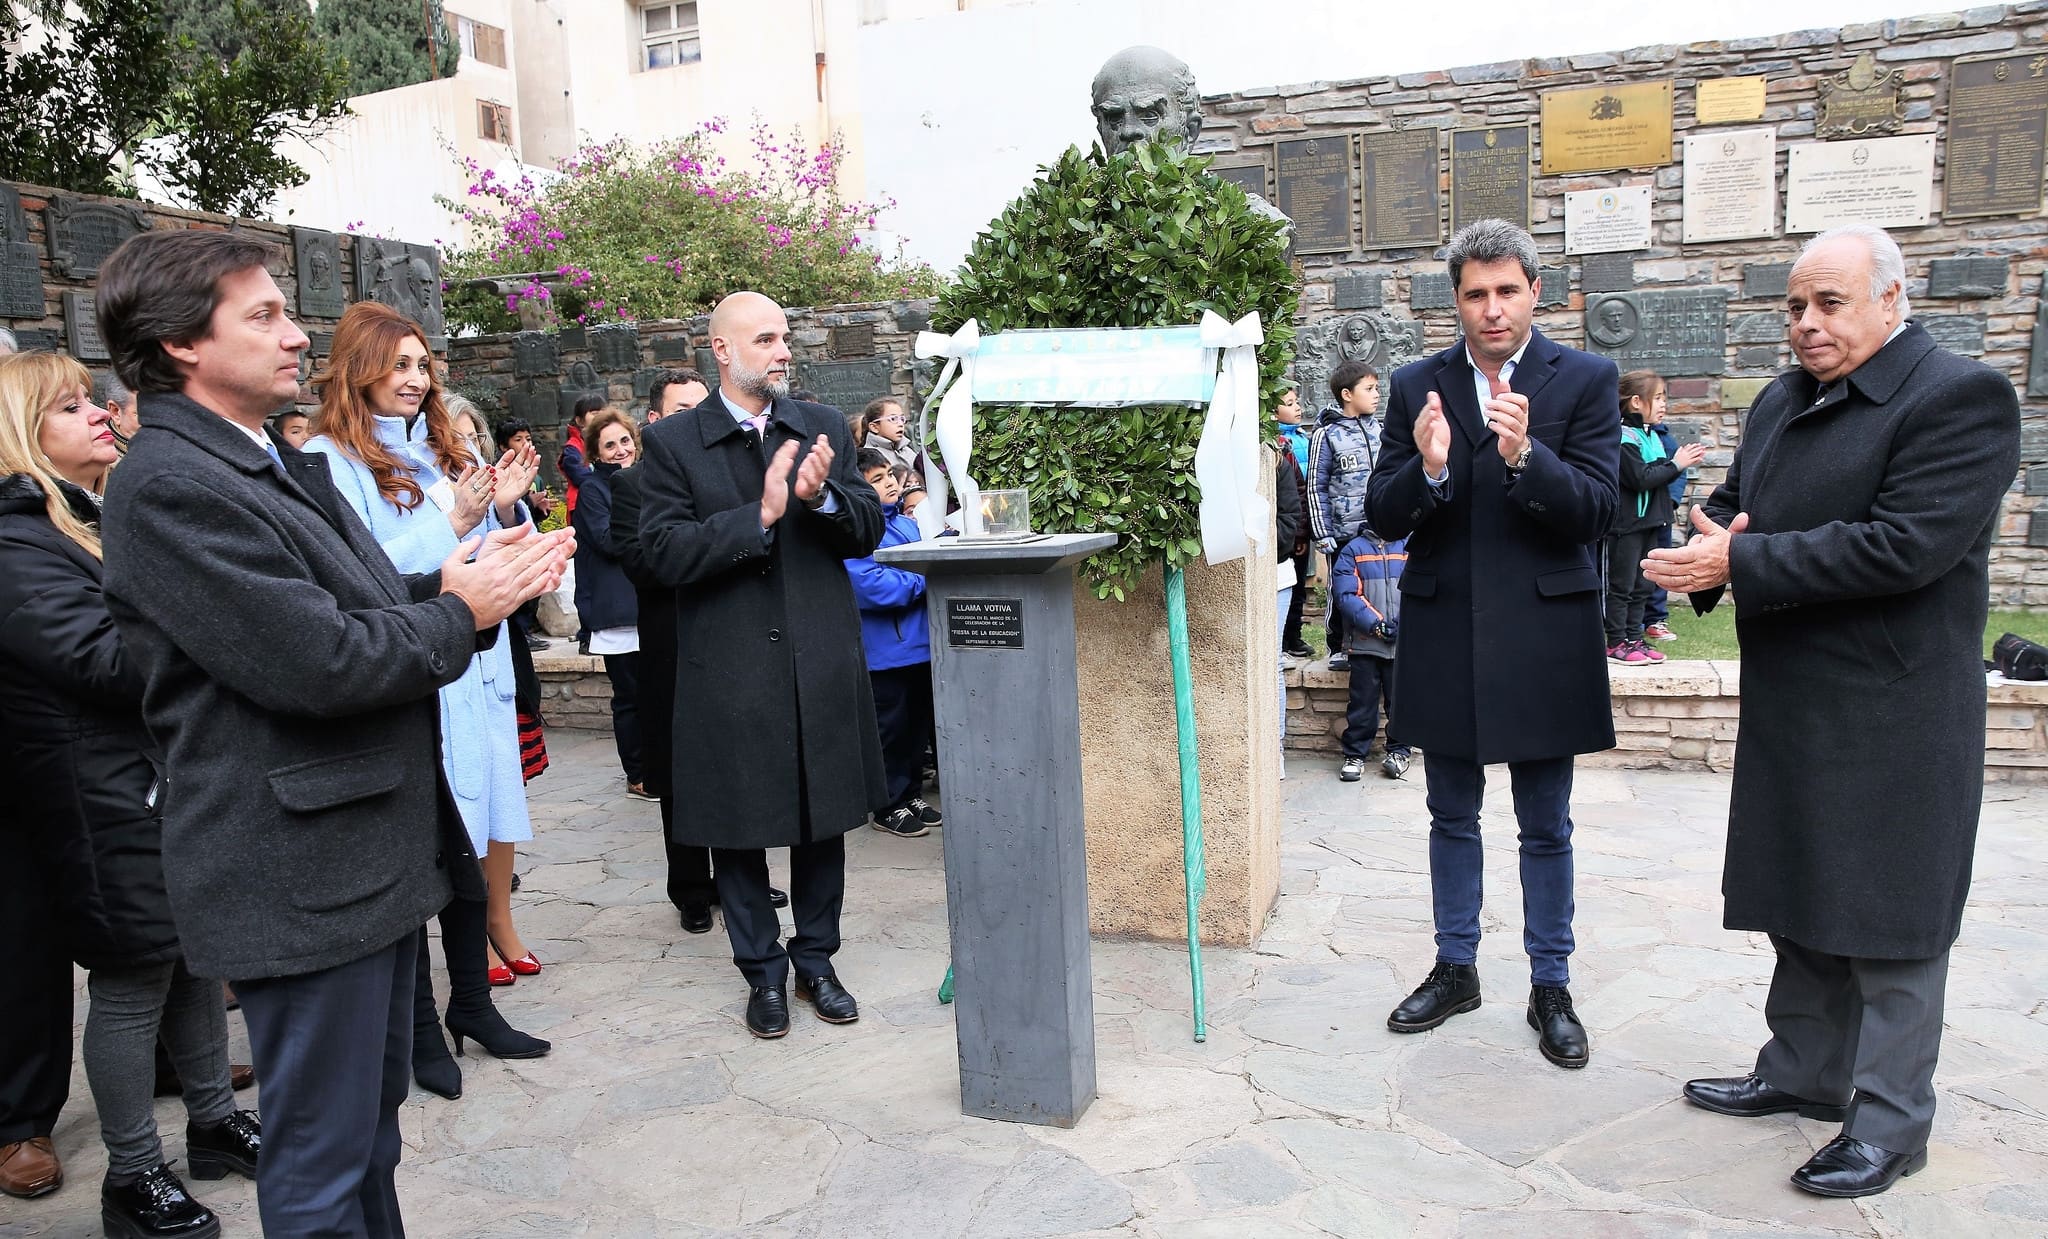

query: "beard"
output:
729 355 790 401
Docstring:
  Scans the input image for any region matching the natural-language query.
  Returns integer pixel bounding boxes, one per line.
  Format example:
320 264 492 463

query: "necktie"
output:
1488 373 1510 399
746 414 768 436
262 437 286 475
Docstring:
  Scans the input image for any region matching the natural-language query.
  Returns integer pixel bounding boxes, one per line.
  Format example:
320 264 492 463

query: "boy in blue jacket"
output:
1331 528 1412 782
846 450 942 838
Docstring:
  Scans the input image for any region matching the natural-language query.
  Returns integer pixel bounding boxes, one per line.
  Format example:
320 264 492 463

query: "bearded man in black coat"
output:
1647 224 2021 1199
635 291 886 1039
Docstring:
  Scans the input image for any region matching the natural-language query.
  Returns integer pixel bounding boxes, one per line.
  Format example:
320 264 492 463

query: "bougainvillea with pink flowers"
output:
439 119 945 332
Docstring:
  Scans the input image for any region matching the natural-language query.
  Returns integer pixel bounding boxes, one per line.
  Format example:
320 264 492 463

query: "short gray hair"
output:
94 370 133 408
443 393 495 460
1797 224 1910 319
1444 219 1540 290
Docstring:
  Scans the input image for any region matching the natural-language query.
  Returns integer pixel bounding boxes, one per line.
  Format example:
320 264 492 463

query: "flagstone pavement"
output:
9 731 2048 1237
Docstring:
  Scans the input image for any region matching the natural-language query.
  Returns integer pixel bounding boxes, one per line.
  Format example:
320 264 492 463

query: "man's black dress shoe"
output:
679 903 714 934
102 1164 219 1238
1387 962 1480 1032
185 1111 260 1181
768 887 789 909
1791 1135 1927 1198
1682 1073 1848 1121
1526 985 1589 1069
794 974 859 1024
747 986 790 1038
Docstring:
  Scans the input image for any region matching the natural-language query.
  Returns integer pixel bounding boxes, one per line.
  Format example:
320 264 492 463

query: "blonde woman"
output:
0 354 259 1229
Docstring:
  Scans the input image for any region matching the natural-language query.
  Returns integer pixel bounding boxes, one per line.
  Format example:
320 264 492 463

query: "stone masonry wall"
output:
1284 658 2048 780
1197 4 2048 604
443 300 935 487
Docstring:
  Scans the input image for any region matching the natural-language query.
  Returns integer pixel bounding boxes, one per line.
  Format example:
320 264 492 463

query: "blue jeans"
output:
1421 753 1577 986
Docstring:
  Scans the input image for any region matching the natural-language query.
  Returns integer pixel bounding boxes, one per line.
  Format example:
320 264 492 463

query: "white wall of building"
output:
853 0 1939 269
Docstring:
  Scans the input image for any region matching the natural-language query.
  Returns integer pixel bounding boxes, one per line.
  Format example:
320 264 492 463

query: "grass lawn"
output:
1295 589 2048 663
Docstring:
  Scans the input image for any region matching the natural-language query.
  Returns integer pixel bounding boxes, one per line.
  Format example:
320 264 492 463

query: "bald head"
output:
708 291 792 408
1091 45 1202 155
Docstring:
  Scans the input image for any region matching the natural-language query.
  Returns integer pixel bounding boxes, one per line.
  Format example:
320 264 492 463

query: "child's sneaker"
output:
1631 638 1666 663
905 795 944 827
1608 641 1652 665
1327 651 1350 671
1339 756 1365 782
1381 750 1410 780
873 807 929 838
1643 622 1677 642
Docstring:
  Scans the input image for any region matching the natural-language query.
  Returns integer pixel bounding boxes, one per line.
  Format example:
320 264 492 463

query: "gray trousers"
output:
84 959 236 1181
1755 934 1950 1155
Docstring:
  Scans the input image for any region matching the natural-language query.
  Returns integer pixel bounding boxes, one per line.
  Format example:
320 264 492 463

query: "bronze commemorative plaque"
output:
1945 51 2048 218
1449 125 1531 232
1360 128 1442 250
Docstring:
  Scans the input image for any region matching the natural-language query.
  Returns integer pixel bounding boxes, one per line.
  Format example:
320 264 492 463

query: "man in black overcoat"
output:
635 291 887 1039
94 230 571 1235
1367 219 1619 1069
1647 225 2021 1198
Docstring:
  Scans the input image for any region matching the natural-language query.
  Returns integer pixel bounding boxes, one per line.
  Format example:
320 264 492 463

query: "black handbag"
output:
1991 631 2048 680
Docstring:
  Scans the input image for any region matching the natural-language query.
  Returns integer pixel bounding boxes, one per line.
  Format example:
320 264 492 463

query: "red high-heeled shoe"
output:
487 961 515 987
504 952 541 976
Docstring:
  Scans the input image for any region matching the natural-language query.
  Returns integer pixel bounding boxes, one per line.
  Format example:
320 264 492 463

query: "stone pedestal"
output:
875 532 1113 1127
1071 461 1283 948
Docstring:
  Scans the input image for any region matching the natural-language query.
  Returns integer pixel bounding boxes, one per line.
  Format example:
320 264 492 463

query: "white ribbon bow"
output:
1194 309 1268 565
913 320 982 539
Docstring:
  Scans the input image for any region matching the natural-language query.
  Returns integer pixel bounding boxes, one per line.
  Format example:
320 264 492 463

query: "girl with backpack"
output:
1607 370 1705 665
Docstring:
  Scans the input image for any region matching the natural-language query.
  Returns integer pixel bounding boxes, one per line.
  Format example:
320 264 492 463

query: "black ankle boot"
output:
102 1164 219 1238
414 1023 464 1099
185 1110 260 1181
446 1005 551 1059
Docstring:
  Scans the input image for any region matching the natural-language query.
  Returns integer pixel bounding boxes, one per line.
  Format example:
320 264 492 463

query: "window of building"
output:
639 2 701 70
455 14 507 68
478 100 513 145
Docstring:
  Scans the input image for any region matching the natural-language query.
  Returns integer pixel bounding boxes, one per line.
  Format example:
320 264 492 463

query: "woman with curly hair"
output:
304 303 550 1098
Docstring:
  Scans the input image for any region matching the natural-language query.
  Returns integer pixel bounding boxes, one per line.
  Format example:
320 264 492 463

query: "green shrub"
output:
934 141 1296 599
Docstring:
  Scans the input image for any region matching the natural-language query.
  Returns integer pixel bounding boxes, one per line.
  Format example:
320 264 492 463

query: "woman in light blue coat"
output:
305 302 549 1095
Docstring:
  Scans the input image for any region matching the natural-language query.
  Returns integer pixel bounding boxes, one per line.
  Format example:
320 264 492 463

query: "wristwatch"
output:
1507 443 1534 474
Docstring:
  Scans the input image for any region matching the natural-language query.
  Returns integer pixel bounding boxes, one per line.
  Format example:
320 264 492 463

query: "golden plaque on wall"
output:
1540 80 1674 174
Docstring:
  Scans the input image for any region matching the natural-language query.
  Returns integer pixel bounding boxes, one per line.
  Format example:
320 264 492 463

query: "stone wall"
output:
442 300 935 485
1196 4 2048 604
1285 658 2048 780
1 178 438 392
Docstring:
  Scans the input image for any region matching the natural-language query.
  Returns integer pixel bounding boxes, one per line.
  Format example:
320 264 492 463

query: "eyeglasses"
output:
876 413 907 424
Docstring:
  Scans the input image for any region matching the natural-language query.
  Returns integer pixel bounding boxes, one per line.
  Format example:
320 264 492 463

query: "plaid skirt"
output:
518 709 549 782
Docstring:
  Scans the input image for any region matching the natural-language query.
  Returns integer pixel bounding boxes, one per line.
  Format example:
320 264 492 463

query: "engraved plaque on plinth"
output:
1360 128 1442 250
1584 289 1729 376
1743 263 1793 301
1682 128 1778 243
1946 52 2048 218
1927 255 2010 299
1410 272 1455 310
1816 50 1905 139
1333 272 1383 310
63 291 107 361
1785 135 1935 233
1209 159 1271 200
292 227 345 319
43 197 146 280
1541 80 1674 174
0 184 44 318
799 356 894 413
1581 252 1636 293
589 322 641 372
1275 136 1356 255
1918 313 1987 355
1449 125 1530 232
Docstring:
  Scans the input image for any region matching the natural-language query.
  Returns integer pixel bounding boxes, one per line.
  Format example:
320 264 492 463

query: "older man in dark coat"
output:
1367 219 1619 1070
94 229 569 1235
1648 224 2020 1199
636 290 887 1039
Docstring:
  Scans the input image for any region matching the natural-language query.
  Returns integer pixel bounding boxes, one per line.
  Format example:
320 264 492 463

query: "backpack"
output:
1620 424 1669 520
1992 632 2048 681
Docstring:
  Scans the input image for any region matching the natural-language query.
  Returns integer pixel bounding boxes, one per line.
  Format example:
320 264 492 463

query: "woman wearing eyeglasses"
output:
304 303 551 1100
